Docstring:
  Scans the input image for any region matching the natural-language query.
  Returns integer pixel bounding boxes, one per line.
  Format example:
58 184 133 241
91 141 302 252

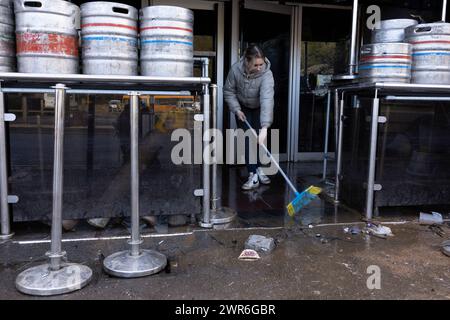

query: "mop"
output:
244 119 322 217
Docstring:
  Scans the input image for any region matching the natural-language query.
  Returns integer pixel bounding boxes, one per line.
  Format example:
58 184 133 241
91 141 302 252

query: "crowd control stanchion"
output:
103 92 167 277
0 85 14 240
16 84 93 296
199 80 213 228
322 90 331 182
209 84 236 226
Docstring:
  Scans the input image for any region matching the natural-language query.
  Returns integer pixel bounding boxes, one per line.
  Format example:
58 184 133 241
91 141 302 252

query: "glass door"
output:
295 5 351 161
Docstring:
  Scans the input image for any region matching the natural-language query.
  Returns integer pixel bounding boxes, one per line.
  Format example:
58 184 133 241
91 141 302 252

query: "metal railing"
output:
0 69 212 294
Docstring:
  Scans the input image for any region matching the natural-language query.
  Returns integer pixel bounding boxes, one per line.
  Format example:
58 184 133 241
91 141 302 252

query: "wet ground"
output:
1 162 449 299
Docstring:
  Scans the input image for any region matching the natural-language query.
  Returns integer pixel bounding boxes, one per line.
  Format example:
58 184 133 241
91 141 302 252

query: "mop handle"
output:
243 119 299 195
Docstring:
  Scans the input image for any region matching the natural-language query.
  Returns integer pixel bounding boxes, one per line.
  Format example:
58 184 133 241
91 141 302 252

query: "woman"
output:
224 45 275 190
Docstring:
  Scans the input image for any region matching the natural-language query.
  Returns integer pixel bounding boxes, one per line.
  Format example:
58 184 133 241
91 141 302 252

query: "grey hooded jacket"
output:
223 57 275 128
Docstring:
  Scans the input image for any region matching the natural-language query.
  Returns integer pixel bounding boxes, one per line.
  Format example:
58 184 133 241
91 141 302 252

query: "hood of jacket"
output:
237 57 272 79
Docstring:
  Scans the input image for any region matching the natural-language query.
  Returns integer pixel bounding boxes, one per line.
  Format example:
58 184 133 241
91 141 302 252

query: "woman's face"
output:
246 57 265 74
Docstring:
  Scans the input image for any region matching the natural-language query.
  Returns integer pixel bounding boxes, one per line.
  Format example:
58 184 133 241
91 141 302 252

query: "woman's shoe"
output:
256 167 271 185
242 172 260 190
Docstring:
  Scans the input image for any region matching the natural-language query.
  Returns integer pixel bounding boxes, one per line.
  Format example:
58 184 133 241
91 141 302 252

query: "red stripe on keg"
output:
81 23 138 31
411 40 450 45
17 33 78 56
140 26 193 32
360 55 412 61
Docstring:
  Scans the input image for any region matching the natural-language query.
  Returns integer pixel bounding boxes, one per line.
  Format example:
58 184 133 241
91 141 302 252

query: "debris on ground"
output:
87 218 110 229
244 235 275 254
62 219 79 231
441 240 450 257
142 216 157 227
429 225 446 238
168 214 188 227
343 226 361 235
419 212 444 225
364 223 394 239
121 217 148 232
238 249 260 261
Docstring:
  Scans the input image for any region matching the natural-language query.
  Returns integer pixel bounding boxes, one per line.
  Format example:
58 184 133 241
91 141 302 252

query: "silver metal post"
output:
16 84 93 296
198 58 214 228
49 84 66 270
322 90 331 181
211 84 219 212
202 59 209 78
200 82 212 228
194 57 209 78
334 89 339 153
443 0 448 21
334 92 345 203
365 91 380 220
349 0 359 75
0 87 13 239
130 93 141 256
103 92 167 278
209 84 237 226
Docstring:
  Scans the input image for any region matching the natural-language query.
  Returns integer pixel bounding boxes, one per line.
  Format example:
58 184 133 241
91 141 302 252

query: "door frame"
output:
292 3 352 162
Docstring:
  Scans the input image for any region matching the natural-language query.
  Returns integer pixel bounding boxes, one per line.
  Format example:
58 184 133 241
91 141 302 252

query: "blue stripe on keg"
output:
141 40 193 46
359 65 411 70
83 36 137 44
412 52 450 56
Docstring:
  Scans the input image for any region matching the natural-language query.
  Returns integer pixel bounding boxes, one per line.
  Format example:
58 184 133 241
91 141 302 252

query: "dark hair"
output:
244 44 265 62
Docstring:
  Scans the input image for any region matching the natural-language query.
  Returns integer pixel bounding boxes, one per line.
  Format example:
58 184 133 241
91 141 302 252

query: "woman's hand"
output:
258 127 268 145
236 110 246 122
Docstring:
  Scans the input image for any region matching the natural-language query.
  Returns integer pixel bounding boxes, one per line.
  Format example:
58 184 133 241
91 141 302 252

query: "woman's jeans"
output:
235 107 261 175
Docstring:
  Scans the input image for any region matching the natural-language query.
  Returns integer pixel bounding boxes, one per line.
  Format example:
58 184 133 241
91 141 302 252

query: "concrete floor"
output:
1 162 449 299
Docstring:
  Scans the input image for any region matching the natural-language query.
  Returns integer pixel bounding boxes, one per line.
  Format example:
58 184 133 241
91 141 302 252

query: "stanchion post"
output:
200 82 212 228
209 84 236 226
335 92 345 203
0 86 13 240
365 91 380 221
15 84 93 296
49 84 67 270
211 84 219 212
103 92 167 278
322 90 331 181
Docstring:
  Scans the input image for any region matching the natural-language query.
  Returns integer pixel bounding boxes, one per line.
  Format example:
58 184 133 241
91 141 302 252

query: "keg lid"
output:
405 22 450 38
81 2 138 20
377 19 418 30
361 42 412 55
140 5 194 22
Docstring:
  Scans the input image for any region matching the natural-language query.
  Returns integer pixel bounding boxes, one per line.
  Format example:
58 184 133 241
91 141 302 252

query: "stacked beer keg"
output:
359 19 417 83
405 22 450 84
360 17 450 85
3 0 195 76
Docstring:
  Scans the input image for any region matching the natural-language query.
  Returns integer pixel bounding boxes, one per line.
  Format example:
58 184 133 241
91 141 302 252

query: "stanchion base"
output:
0 232 14 240
103 249 167 278
15 263 92 296
210 207 237 225
199 221 213 228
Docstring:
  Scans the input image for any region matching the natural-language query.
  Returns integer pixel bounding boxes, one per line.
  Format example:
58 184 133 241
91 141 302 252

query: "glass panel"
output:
241 8 291 154
298 7 351 153
7 93 202 222
341 98 450 212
